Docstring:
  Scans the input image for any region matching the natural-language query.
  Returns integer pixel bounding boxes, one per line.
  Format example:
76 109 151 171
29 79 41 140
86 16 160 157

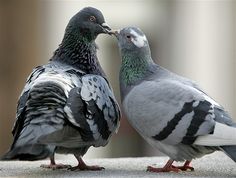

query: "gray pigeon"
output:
1 7 120 171
114 27 236 172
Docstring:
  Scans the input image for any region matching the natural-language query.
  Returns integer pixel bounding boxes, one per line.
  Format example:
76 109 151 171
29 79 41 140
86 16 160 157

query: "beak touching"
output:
109 29 120 38
100 22 120 37
101 23 112 34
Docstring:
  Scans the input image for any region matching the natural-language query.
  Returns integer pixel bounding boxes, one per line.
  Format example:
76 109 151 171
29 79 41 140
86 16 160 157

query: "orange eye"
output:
89 16 96 22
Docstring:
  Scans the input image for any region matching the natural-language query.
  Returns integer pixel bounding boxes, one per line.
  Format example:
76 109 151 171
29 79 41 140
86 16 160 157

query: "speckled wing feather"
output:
64 74 120 147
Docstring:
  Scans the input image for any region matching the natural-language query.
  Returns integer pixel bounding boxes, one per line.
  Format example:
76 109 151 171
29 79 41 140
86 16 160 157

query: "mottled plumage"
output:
2 7 120 170
114 27 236 172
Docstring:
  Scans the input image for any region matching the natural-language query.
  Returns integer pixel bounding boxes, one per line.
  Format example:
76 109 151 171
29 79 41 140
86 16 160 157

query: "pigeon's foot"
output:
40 154 72 170
147 159 180 173
147 165 180 173
70 155 104 171
172 160 194 171
40 163 72 170
147 159 194 173
69 164 105 171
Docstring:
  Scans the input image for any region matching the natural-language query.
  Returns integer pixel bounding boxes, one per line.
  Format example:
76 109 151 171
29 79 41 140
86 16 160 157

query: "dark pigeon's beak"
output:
110 30 120 38
101 23 112 34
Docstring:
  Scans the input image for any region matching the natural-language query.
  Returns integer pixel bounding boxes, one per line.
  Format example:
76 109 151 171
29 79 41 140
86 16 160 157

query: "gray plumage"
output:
115 27 236 164
1 7 120 166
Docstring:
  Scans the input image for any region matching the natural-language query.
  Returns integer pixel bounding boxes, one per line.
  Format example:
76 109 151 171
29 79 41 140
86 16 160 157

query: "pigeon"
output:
113 27 236 172
1 7 120 171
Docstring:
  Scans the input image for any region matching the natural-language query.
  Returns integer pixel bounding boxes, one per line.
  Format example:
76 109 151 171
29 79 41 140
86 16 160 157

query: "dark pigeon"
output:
1 7 120 171
114 27 236 173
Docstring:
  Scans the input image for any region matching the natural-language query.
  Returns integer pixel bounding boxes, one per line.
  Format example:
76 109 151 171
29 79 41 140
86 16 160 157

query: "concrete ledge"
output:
0 152 235 177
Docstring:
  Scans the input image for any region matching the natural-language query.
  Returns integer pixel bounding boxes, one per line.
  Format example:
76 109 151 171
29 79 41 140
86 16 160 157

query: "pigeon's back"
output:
2 61 120 161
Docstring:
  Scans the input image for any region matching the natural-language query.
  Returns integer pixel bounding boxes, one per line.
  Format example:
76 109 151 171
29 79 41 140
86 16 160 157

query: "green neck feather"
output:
120 51 151 86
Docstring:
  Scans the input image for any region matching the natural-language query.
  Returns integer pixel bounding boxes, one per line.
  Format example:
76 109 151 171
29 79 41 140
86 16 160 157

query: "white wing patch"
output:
130 29 147 48
31 72 74 97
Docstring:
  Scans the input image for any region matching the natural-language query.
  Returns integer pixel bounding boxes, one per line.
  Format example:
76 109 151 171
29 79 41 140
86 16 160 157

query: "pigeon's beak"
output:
101 23 112 34
110 29 120 38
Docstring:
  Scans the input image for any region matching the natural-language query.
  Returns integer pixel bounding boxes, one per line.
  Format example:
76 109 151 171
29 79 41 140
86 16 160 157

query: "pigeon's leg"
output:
172 160 194 171
147 159 180 173
69 155 104 171
40 154 71 170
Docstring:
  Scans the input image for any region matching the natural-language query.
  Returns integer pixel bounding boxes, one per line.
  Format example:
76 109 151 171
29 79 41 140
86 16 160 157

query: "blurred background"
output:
0 0 235 160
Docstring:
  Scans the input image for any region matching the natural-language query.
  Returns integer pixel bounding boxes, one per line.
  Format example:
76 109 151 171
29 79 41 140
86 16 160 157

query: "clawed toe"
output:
146 160 194 173
40 163 72 170
172 165 194 171
147 165 180 173
68 165 105 171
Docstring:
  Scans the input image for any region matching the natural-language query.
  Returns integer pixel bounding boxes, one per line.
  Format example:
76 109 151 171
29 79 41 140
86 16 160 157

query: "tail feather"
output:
1 144 54 161
220 145 236 162
1 124 57 161
1 115 61 161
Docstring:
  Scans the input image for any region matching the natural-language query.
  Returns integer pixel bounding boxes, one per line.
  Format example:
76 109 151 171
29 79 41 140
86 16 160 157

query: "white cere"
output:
129 29 147 48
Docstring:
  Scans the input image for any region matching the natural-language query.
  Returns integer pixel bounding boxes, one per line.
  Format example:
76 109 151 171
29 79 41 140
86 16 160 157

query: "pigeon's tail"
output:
1 144 54 161
1 118 56 161
220 145 236 162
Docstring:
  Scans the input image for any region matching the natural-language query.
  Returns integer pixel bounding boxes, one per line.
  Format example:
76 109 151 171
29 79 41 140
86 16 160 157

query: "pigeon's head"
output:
113 27 149 52
65 7 111 41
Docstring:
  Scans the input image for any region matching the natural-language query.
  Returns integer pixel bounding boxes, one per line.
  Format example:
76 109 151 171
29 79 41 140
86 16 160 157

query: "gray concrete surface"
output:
0 152 235 178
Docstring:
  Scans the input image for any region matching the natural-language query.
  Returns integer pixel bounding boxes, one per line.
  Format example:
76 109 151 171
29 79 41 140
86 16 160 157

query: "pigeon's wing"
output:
64 74 120 146
124 79 236 147
2 65 75 160
12 66 45 136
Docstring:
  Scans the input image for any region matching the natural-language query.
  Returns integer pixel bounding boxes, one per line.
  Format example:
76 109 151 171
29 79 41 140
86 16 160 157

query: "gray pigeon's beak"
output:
110 29 120 38
101 23 112 34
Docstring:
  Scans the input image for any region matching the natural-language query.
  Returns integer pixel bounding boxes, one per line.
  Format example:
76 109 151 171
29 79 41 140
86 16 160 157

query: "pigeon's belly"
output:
55 146 89 155
145 136 216 161
39 124 109 150
145 136 179 159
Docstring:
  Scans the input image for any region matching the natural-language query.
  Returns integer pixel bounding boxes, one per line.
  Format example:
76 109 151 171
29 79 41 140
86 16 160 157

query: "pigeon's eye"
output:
126 35 131 39
89 16 96 22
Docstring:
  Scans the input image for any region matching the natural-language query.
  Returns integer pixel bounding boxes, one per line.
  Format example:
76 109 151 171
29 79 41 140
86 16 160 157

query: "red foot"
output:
69 165 104 171
172 160 194 171
147 165 180 173
69 156 104 171
40 163 72 170
147 159 194 173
